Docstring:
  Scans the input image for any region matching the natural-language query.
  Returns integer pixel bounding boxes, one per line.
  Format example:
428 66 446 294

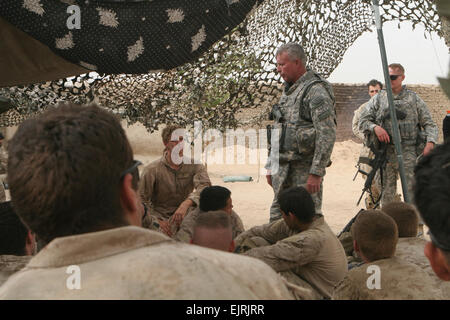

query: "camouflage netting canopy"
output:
0 0 447 131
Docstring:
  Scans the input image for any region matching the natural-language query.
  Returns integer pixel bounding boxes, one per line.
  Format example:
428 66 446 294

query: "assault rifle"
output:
338 208 365 237
355 139 387 208
354 109 407 208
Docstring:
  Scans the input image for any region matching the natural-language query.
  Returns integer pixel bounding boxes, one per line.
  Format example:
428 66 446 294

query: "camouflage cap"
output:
437 0 450 99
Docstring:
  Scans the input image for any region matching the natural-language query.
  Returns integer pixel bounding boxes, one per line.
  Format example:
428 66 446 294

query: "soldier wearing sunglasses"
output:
359 63 438 218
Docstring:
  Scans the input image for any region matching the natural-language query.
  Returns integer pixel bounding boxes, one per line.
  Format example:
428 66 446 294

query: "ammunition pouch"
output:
295 124 316 156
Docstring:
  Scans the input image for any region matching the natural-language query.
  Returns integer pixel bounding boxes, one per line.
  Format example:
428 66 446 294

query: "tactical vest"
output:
276 70 335 157
376 89 420 146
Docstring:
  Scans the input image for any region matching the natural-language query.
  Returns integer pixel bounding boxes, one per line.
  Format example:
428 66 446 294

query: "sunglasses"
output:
369 89 379 94
120 160 142 183
389 74 401 81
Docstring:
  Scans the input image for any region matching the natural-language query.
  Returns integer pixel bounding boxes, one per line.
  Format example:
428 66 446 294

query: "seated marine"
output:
139 124 211 236
175 185 244 242
332 210 443 300
234 186 348 299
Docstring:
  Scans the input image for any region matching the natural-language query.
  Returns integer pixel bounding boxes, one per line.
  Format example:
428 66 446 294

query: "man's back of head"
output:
191 210 234 252
199 185 232 214
7 103 138 245
351 210 398 262
278 186 315 226
382 202 419 237
414 142 450 280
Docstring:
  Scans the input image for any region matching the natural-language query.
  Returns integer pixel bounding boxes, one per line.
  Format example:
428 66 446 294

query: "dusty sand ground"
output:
127 122 371 234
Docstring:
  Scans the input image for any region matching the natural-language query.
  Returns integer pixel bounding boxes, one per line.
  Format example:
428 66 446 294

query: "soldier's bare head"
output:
414 142 450 280
351 210 398 263
388 63 405 93
161 124 183 145
276 43 307 84
7 103 141 245
382 202 419 237
278 187 315 230
200 186 232 215
161 124 184 163
191 210 234 252
366 79 382 97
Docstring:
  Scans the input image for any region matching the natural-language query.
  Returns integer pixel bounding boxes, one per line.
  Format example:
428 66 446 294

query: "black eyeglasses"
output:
120 160 142 182
389 75 401 81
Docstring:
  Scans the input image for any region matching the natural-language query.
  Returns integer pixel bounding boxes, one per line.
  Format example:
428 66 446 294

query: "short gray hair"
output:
276 43 307 64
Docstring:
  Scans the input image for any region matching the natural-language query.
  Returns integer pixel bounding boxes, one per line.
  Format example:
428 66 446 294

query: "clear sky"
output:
328 21 449 85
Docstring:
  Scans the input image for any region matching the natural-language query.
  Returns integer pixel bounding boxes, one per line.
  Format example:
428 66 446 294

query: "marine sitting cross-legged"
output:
139 125 211 236
382 201 450 298
332 210 443 300
234 186 348 299
175 185 244 243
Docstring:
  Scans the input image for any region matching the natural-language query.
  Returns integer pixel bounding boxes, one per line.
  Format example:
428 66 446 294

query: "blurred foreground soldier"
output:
333 210 442 300
191 210 235 252
266 42 336 221
0 104 296 300
139 125 211 236
359 63 438 209
235 187 347 299
383 201 450 298
414 142 450 282
175 185 244 242
0 201 34 286
352 80 384 208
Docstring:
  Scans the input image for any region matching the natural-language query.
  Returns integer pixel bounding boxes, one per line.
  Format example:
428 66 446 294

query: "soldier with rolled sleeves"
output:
358 63 438 212
266 42 336 222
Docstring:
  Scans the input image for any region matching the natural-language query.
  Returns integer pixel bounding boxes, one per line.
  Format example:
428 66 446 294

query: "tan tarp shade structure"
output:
0 0 447 130
0 17 89 88
0 0 263 87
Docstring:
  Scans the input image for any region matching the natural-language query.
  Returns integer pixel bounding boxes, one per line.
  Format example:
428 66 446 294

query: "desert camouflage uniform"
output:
139 153 211 230
332 257 444 300
359 86 438 207
352 102 382 209
267 69 336 221
235 215 347 299
0 255 31 286
395 237 450 299
174 207 245 242
0 227 299 299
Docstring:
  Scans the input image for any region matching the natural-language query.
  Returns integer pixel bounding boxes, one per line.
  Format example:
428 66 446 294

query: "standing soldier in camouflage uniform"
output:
266 43 336 222
358 63 438 211
352 79 383 208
